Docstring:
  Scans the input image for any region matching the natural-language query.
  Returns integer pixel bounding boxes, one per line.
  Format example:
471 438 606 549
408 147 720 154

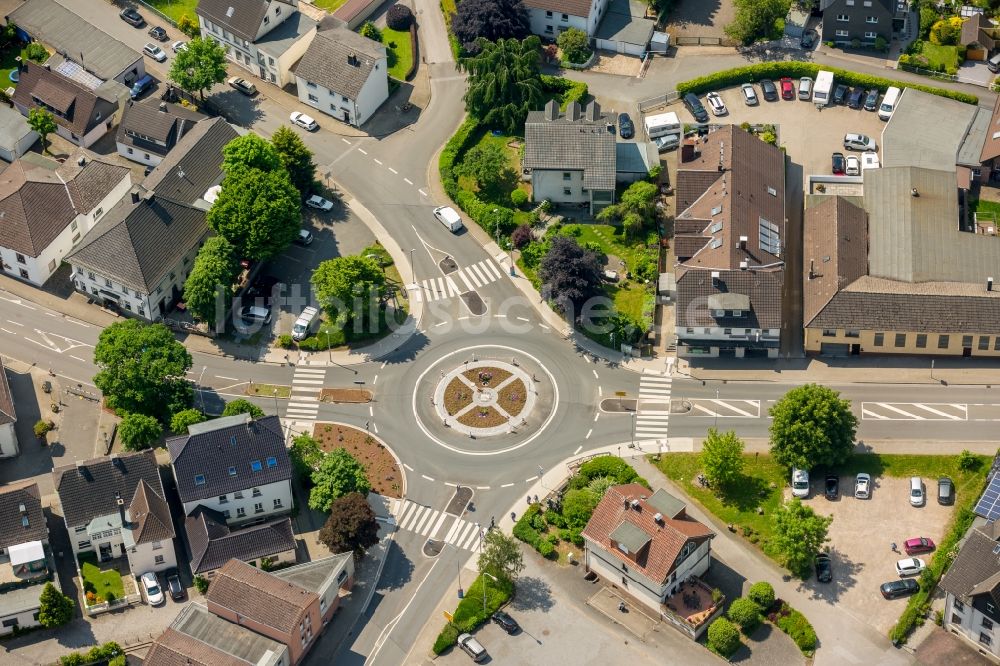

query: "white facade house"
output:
115 99 206 168
293 19 389 128
940 519 1000 661
0 359 17 458
12 63 117 149
523 0 609 38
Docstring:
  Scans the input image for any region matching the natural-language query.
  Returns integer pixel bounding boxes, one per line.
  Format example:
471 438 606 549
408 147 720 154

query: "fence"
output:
896 62 959 82
136 1 180 28
638 90 680 113
673 36 724 46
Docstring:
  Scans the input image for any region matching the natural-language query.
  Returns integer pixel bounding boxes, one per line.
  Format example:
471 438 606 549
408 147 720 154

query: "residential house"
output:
196 0 317 87
523 0 610 39
673 125 787 358
52 450 178 574
592 0 655 57
804 167 1000 357
979 96 1000 182
140 116 240 208
167 414 293 524
7 0 145 87
185 505 296 578
524 100 616 213
0 358 17 457
116 98 206 168
0 151 131 286
0 482 49 579
940 519 1000 660
582 483 716 637
961 12 997 60
145 603 289 666
293 18 388 128
0 106 38 162
12 62 119 149
819 0 894 47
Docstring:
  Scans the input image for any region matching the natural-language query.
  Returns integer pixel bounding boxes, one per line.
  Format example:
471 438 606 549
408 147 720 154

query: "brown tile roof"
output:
803 196 868 326
676 266 785 330
12 63 118 138
0 481 47 549
144 628 252 666
196 0 269 43
60 155 131 214
293 20 384 101
206 559 316 635
126 479 175 545
522 0 593 20
0 357 14 428
582 483 713 586
981 96 1000 163
961 12 996 50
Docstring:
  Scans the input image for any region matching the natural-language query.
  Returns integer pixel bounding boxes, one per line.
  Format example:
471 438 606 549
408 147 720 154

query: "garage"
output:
594 0 655 56
820 343 850 357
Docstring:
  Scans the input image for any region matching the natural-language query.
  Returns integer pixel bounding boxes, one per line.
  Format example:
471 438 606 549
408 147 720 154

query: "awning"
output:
9 540 44 566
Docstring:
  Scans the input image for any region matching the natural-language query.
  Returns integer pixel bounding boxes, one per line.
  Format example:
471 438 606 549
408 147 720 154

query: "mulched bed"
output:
313 423 403 498
320 388 373 403
463 367 511 388
444 377 474 415
496 378 527 416
457 405 507 428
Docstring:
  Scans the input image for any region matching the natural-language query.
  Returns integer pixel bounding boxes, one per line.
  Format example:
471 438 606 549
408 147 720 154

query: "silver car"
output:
854 473 871 499
798 77 812 100
741 83 758 105
457 633 487 662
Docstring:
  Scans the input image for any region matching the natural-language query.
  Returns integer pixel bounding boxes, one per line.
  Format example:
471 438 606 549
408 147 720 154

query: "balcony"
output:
662 576 724 636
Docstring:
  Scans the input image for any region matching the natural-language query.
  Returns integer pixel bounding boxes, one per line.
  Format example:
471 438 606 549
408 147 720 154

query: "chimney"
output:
653 513 663 524
15 56 22 73
585 101 600 122
568 101 582 122
44 62 50 71
911 187 919 197
77 155 85 166
739 260 749 271
347 53 359 67
989 277 994 292
159 102 167 112
544 99 558 121
711 270 721 287
130 191 140 204
739 235 748 250
115 492 127 529
809 260 816 279
630 499 640 511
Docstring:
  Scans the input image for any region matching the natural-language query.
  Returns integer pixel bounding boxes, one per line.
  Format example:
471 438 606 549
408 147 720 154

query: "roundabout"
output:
434 360 536 435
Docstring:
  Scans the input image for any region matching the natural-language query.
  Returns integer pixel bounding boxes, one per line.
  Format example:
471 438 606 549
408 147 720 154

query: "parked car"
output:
143 43 167 63
140 571 165 606
171 40 187 53
295 229 314 246
792 468 809 498
824 474 839 500
306 194 334 211
843 133 877 151
910 476 925 506
800 29 818 49
654 133 680 152
845 155 860 176
815 553 832 583
863 88 879 111
779 77 794 100
880 578 919 599
705 92 728 116
228 77 258 96
798 77 812 100
903 537 936 556
290 111 318 131
130 73 155 100
148 26 168 41
433 206 464 232
457 633 488 662
832 152 845 175
492 610 520 634
165 569 184 601
618 112 635 139
938 476 954 505
833 84 848 105
854 472 871 499
683 93 709 123
895 557 926 577
741 83 758 105
760 78 778 101
120 7 145 27
241 304 272 325
847 87 864 109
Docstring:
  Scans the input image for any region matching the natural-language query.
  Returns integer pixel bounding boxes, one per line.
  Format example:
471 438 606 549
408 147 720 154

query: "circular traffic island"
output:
432 361 537 437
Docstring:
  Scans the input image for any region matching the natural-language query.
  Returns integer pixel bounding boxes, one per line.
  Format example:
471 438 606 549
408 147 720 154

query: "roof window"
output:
251 460 263 472
194 475 206 485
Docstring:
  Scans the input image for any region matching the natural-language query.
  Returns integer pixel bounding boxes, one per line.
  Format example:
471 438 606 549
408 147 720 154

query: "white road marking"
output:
540 324 549 330
216 375 239 381
69 355 87 363
575 445 583 454
501 482 514 488
369 405 374 416
878 403 927 420
516 316 529 322
373 423 378 433
419 189 428 196
388 167 398 174
374 158 383 165
593 412 599 421
421 474 435 481
708 399 757 417
358 148 368 155
65 318 90 327
477 485 490 490
861 409 889 420
0 328 14 335
342 138 351 144
403 463 414 471
593 369 599 379
444 482 457 487
381 361 388 369
372 375 378 385
5 320 23 326
525 475 538 483
404 178 413 185
598 386 603 396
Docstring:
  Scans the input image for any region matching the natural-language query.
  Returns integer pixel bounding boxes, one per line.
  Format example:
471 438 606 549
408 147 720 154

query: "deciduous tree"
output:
538 235 603 315
309 449 372 512
724 0 789 45
596 180 658 238
460 36 544 135
207 167 302 261
27 108 56 155
38 582 74 627
290 433 323 476
222 133 282 174
118 413 163 451
183 237 239 324
456 142 516 198
169 37 228 100
770 498 832 576
556 28 590 64
478 529 524 583
221 399 264 419
311 255 386 327
768 384 857 471
451 0 529 52
271 126 318 196
701 428 745 491
562 488 599 527
170 408 206 434
319 492 380 556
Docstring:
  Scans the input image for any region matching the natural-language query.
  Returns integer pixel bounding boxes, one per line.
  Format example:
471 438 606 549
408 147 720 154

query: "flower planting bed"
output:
313 423 402 497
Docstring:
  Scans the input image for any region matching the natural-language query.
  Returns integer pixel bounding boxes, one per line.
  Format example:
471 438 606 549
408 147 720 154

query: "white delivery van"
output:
878 86 901 121
813 70 833 106
291 306 319 341
433 206 464 232
643 111 681 139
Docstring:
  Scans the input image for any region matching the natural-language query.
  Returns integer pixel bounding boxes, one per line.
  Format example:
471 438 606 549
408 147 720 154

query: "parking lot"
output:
796 475 952 633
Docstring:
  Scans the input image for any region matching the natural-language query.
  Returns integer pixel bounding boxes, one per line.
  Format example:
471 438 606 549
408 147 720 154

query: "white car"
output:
171 40 187 53
845 155 860 176
791 468 809 498
290 111 318 131
895 557 926 577
910 476 925 507
740 83 758 106
305 194 334 211
142 43 167 63
854 473 871 499
706 92 728 116
844 133 877 151
140 571 165 606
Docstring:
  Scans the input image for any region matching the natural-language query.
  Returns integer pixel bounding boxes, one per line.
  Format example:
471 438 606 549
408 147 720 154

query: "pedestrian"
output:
490 515 495 529
618 602 626 613
891 542 898 553
510 511 516 522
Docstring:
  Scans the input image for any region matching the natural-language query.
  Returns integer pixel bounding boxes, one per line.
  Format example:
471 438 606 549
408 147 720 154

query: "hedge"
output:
773 603 817 656
676 62 978 105
405 23 419 82
432 574 514 654
512 504 556 558
541 74 589 111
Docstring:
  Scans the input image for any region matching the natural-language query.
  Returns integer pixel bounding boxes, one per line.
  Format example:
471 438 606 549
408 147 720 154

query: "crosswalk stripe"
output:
295 368 326 376
414 507 436 534
463 266 483 288
395 501 414 524
461 525 483 550
428 511 448 538
469 263 489 285
399 503 421 529
442 517 463 543
286 409 319 417
288 394 318 401
453 522 477 547
456 270 476 292
401 506 426 531
877 403 926 420
288 402 319 408
482 259 504 280
446 276 461 297
638 415 671 421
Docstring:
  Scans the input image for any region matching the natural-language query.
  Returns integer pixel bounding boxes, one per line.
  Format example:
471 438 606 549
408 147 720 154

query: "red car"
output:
903 537 936 555
779 77 795 100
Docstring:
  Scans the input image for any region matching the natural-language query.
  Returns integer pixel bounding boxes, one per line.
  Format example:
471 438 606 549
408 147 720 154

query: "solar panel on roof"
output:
974 473 1000 521
55 59 103 91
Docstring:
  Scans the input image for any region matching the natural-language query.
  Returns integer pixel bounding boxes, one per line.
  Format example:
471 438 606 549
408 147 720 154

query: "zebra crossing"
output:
635 373 672 440
409 259 506 303
285 366 325 420
392 499 485 551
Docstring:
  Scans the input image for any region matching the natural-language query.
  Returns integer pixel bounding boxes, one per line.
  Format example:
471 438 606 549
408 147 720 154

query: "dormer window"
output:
264 15 269 24
228 466 237 476
617 542 629 554
194 474 206 485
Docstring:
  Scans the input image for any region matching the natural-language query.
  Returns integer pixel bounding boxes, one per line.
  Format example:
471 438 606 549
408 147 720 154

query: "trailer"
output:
813 70 834 107
643 111 681 139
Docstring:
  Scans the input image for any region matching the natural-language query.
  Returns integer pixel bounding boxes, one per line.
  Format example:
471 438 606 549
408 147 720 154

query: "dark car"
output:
760 78 778 101
863 88 879 111
832 152 845 175
120 7 145 27
148 26 168 41
492 610 520 634
815 553 832 583
800 29 817 49
245 275 281 304
779 77 794 100
683 93 709 123
618 113 635 139
833 84 848 105
824 474 839 500
847 87 864 109
880 578 920 600
165 569 184 601
938 476 954 505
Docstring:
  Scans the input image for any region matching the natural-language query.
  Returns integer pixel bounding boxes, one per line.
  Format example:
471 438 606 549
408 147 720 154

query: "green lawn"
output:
382 27 413 81
457 131 534 226
78 554 125 602
970 197 1000 218
143 0 200 24
0 46 19 90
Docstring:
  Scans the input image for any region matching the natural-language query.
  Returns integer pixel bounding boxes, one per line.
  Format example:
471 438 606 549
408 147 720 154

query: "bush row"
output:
432 574 514 654
675 62 978 105
59 642 124 666
405 23 419 81
772 602 818 656
512 504 556 558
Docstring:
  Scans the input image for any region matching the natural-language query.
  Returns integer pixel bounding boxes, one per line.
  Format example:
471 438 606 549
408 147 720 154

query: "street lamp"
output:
272 388 279 416
326 329 332 363
492 208 499 240
409 248 416 284
482 572 498 613
631 411 635 449
715 388 720 429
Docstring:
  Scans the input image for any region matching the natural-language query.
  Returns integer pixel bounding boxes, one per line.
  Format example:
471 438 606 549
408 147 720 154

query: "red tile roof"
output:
206 559 316 635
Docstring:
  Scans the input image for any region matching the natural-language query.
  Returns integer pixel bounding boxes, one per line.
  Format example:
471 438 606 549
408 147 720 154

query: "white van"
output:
643 111 681 139
878 86 901 121
433 206 464 232
292 306 319 341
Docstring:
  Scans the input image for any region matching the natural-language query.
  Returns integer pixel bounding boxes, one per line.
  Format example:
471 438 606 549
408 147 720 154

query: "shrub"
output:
728 596 762 631
34 419 54 438
511 223 533 249
958 449 981 471
513 504 555 558
540 75 588 110
360 21 382 42
387 3 414 30
276 333 295 349
170 408 205 434
707 617 741 657
510 189 529 207
23 42 48 63
874 36 887 52
562 488 599 527
577 456 642 485
433 623 460 654
747 581 775 609
194 575 210 594
774 603 817 655
178 14 201 38
557 27 591 65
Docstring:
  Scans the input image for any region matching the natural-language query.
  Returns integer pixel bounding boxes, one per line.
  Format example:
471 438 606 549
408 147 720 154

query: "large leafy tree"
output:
311 255 386 327
183 237 239 324
318 492 380 556
451 0 530 52
724 0 789 45
118 413 163 451
539 235 603 315
207 167 302 261
27 108 56 155
170 408 206 434
770 498 832 576
457 142 516 199
597 180 659 238
169 37 228 100
460 36 545 135
93 320 192 421
222 399 265 419
222 133 282 174
37 582 74 628
309 449 372 512
768 384 858 470
556 27 591 64
271 126 317 196
290 433 323 477
701 428 745 491
478 529 524 583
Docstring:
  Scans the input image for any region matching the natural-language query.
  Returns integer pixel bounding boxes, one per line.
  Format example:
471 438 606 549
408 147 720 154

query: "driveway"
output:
665 0 736 41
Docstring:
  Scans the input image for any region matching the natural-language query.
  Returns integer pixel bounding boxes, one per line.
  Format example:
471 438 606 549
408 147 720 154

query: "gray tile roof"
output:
0 105 35 152
0 482 47 550
524 101 616 191
646 489 686 520
124 480 175 546
13 63 119 138
52 450 164 529
256 11 317 58
166 415 291 504
940 521 1000 606
141 117 238 206
65 193 209 295
293 20 384 101
196 0 270 42
0 358 13 427
273 552 352 593
163 603 286 666
185 506 295 574
676 266 785 330
145 627 261 666
882 88 978 171
803 196 868 326
958 106 992 168
116 99 206 159
8 0 142 81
